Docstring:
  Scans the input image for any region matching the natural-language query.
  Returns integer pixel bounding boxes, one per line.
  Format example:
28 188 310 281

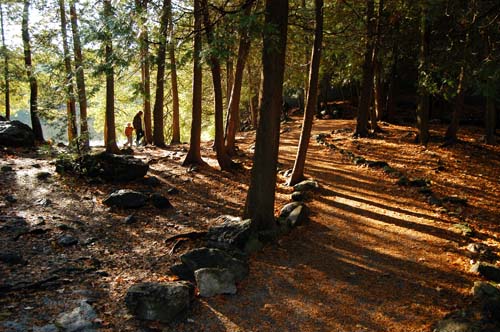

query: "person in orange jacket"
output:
124 122 134 148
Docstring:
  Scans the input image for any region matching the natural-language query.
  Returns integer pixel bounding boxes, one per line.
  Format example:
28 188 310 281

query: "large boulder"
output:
206 216 252 251
55 300 98 332
195 268 237 297
0 120 35 147
103 189 148 208
56 152 148 182
180 247 249 282
470 262 500 283
125 282 193 323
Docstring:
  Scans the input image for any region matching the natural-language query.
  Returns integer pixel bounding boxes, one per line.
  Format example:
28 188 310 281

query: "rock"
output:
442 196 468 206
141 176 161 187
150 193 173 209
0 120 35 147
33 324 59 332
56 300 98 332
195 268 237 297
123 214 137 224
206 216 252 251
0 252 25 265
293 180 319 192
353 156 366 165
1 165 13 172
180 247 248 282
35 198 52 207
5 195 17 203
125 282 192 323
170 263 194 281
36 172 52 181
168 187 179 195
291 191 304 201
286 204 308 227
409 178 430 187
470 262 500 282
366 160 389 168
428 196 442 206
451 223 474 237
419 187 433 195
396 176 409 186
432 317 480 332
472 281 500 321
1 321 29 332
279 202 302 219
103 189 147 208
56 152 148 182
58 234 78 247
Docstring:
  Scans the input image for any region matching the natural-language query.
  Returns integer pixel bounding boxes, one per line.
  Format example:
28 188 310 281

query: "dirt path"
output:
1 118 498 332
171 118 497 332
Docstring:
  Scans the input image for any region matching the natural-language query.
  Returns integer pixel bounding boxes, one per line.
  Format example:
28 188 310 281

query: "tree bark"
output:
168 0 180 145
225 3 252 155
58 0 78 143
370 0 383 132
243 0 288 232
22 0 44 142
182 0 205 166
289 0 323 187
0 4 10 120
200 0 233 171
246 64 258 128
354 0 375 138
69 0 89 149
444 65 465 143
416 2 430 146
152 0 169 148
135 0 152 145
103 0 119 154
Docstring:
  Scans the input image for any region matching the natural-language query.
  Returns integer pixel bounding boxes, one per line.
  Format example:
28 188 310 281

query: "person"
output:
124 122 134 147
133 111 144 146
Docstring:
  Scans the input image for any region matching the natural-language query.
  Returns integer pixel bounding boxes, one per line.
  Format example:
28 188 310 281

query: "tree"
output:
370 0 384 132
0 3 10 120
69 0 89 149
103 0 119 153
22 0 44 142
416 1 430 146
168 0 180 145
289 0 323 186
183 0 205 166
354 0 375 138
243 0 288 232
135 0 152 144
152 0 170 148
201 0 233 171
225 1 253 156
58 0 77 143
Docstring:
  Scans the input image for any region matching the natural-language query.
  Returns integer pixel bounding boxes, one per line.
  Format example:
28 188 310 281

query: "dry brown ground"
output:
1 117 499 332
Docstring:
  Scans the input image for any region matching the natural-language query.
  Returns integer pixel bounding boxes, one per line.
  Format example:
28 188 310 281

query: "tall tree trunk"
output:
183 0 205 166
152 0 169 147
302 0 310 99
168 0 180 144
225 2 252 155
385 31 398 123
247 64 258 128
103 0 119 154
289 0 323 186
444 65 465 143
243 0 288 232
354 0 375 138
226 59 234 111
416 2 430 146
59 0 77 143
0 4 10 120
201 0 232 171
69 0 89 149
22 0 44 142
370 0 383 131
135 0 152 144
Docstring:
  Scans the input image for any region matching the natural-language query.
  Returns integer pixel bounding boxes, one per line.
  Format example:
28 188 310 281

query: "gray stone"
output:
33 324 59 332
291 191 304 201
0 120 35 147
56 300 98 332
123 214 137 224
366 160 389 168
472 281 500 300
103 189 148 209
150 193 173 209
293 180 319 192
433 317 480 332
125 282 192 323
180 247 248 282
206 216 252 251
195 268 237 297
471 262 500 282
35 198 52 207
279 202 302 219
141 176 161 187
286 204 308 227
58 234 78 247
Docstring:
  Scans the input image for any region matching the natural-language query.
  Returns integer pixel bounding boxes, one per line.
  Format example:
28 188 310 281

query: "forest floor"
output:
1 116 500 332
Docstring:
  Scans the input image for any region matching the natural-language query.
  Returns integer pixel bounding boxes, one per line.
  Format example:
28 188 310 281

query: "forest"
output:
1 0 500 331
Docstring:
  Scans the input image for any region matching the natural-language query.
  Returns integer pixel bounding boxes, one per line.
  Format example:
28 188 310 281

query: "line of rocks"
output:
124 179 317 324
